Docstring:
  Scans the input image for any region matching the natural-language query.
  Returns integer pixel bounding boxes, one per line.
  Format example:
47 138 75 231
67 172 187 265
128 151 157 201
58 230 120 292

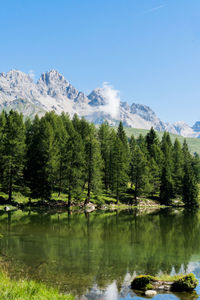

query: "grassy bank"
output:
0 270 74 300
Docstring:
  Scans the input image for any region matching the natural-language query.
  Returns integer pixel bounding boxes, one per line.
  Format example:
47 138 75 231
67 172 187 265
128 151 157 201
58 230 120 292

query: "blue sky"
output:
0 0 200 125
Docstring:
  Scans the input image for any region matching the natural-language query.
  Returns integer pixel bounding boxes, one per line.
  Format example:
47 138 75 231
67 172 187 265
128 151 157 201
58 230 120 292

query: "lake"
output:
0 208 200 299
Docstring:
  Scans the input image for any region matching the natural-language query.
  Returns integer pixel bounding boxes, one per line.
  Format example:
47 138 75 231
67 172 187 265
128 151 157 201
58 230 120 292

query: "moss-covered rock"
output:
131 275 155 290
131 273 198 293
171 273 198 292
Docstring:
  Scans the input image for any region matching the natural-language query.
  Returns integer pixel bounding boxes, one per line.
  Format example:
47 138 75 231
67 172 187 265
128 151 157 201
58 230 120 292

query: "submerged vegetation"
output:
0 110 200 208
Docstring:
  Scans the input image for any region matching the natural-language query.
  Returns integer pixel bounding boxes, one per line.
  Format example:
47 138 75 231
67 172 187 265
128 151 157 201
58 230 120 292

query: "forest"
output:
0 110 200 208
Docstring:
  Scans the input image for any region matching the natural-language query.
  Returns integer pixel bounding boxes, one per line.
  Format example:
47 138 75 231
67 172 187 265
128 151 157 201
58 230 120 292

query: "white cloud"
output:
100 82 120 119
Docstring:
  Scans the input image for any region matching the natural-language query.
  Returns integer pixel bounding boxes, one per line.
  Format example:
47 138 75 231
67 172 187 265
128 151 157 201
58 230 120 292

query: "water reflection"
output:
0 208 200 299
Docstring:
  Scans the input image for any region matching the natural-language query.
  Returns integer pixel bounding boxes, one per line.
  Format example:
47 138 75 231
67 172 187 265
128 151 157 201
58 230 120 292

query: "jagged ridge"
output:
0 69 199 138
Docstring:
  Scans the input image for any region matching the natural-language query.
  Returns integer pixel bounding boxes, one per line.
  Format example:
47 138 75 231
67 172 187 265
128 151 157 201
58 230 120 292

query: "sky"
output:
0 0 200 126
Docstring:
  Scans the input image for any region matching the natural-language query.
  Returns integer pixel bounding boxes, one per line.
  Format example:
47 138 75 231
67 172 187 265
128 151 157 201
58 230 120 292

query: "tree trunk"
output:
67 188 71 208
58 161 62 197
85 143 92 206
84 187 90 205
8 164 13 203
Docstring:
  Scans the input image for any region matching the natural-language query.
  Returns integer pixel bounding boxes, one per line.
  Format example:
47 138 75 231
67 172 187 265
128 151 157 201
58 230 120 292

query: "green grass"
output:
0 269 74 300
154 274 184 282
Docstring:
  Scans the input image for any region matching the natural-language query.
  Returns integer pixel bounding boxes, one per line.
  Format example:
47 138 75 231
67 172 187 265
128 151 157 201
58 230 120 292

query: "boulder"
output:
145 290 157 297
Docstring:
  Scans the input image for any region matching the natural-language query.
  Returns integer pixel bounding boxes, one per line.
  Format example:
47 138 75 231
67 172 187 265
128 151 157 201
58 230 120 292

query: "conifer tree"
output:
1 110 25 202
192 153 200 183
25 115 56 200
172 139 184 197
129 135 136 188
117 121 128 150
182 159 199 207
160 133 174 204
63 130 84 207
84 125 102 205
182 140 199 206
130 146 150 204
98 122 111 191
110 134 129 203
146 127 159 157
0 111 6 187
160 162 174 205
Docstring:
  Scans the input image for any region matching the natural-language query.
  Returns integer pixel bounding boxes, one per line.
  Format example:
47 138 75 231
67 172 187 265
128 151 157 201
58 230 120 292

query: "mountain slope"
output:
0 69 199 138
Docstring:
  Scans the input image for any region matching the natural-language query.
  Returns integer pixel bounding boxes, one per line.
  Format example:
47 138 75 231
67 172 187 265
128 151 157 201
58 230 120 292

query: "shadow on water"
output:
0 208 200 299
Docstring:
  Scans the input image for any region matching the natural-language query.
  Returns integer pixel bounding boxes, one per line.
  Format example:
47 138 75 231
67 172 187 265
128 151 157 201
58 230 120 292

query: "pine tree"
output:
0 111 6 188
192 153 200 183
182 159 199 207
181 140 199 207
25 115 57 200
129 135 136 188
62 130 84 208
146 127 159 157
172 138 184 197
1 110 25 202
117 121 128 150
84 125 102 205
160 162 174 205
98 122 111 191
130 146 150 204
110 134 129 203
160 133 174 204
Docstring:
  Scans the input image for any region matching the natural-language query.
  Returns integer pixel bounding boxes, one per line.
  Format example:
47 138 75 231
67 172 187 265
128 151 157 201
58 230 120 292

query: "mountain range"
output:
0 69 199 138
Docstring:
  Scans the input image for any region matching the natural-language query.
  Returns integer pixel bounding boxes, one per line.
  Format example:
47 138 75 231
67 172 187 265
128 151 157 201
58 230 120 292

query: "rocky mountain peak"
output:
0 70 33 86
38 69 68 86
192 121 200 132
37 70 73 98
88 88 107 106
0 69 200 139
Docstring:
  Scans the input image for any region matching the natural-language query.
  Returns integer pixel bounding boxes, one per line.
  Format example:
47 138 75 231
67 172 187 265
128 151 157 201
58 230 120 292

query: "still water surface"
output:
0 208 200 299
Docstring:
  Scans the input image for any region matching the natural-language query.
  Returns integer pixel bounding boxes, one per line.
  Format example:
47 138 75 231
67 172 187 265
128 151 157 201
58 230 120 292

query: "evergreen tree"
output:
160 133 174 204
62 129 84 207
148 157 161 196
182 159 199 207
146 127 159 157
25 115 57 200
98 122 111 191
137 134 147 154
110 134 129 203
84 125 102 205
0 111 6 186
160 162 174 205
130 146 150 204
181 140 199 207
172 139 184 197
1 110 25 202
192 153 200 183
117 121 128 150
129 135 136 188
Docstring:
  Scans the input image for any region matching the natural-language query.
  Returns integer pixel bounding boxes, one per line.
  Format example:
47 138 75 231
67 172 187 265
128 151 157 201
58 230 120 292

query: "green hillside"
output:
121 127 200 155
